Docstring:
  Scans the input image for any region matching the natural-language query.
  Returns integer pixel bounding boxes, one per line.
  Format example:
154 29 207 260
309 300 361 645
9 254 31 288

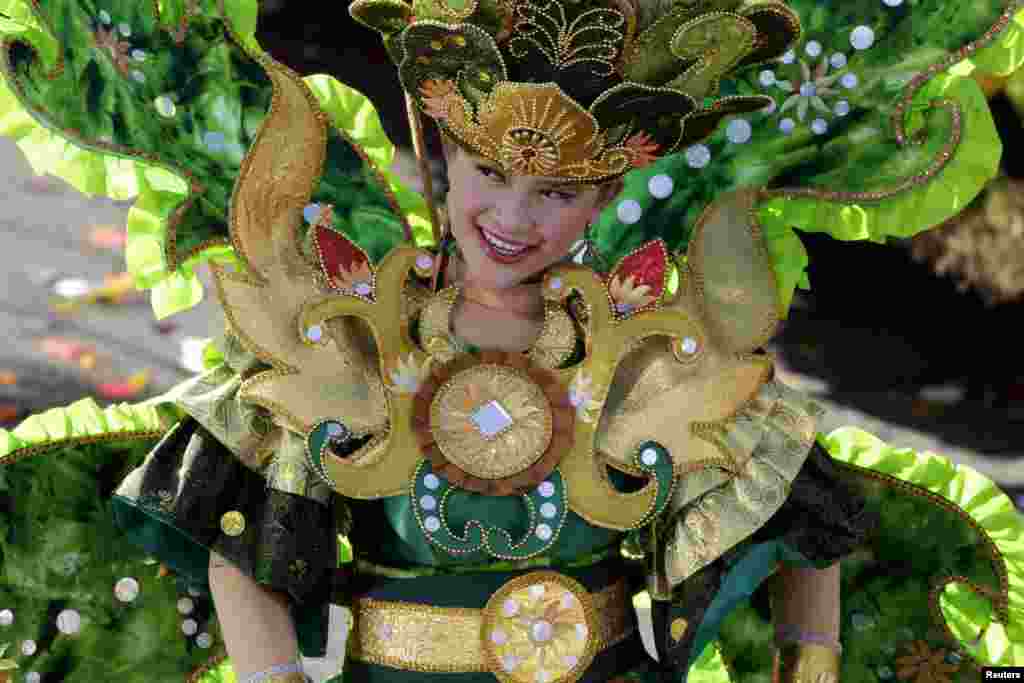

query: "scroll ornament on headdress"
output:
350 0 802 182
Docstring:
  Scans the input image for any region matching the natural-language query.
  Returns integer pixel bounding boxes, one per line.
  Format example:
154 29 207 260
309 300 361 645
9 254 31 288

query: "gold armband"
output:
774 642 841 683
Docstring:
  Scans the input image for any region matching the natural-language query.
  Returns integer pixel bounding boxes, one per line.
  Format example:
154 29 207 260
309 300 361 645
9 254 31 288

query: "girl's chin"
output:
463 253 544 289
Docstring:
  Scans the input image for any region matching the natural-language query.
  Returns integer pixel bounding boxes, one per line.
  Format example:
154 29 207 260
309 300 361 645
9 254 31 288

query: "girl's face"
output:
444 144 622 290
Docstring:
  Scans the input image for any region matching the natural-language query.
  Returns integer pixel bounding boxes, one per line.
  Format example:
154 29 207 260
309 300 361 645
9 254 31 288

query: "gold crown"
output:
351 0 800 182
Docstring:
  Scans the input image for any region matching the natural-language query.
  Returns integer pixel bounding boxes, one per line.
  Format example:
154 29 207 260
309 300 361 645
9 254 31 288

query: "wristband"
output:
240 662 310 683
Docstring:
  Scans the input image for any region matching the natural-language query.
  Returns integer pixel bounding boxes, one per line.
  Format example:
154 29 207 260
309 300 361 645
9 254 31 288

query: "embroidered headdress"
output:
350 0 801 182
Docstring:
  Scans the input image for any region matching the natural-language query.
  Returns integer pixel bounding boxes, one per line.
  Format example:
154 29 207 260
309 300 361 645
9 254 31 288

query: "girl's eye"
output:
545 190 577 202
477 165 503 181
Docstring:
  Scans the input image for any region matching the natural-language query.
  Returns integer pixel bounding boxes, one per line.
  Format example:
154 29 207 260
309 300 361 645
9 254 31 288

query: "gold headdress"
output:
350 0 801 183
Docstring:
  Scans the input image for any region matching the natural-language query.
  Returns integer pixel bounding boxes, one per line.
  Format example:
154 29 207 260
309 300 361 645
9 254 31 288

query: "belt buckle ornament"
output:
481 571 599 683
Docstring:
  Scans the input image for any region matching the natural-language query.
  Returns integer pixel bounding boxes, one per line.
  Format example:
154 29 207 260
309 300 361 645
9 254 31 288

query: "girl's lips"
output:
475 224 536 264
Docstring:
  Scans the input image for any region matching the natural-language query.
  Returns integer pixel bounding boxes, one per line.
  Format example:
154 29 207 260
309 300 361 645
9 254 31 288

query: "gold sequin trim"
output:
220 510 246 537
671 617 688 642
348 574 634 676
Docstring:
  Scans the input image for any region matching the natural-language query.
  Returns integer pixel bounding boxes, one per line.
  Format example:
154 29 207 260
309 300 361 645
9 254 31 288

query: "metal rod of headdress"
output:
404 91 443 245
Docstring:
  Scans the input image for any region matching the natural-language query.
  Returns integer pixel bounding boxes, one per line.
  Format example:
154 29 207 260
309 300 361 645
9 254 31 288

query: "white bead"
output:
490 629 508 645
616 199 643 225
851 25 875 50
685 144 711 169
502 599 520 617
502 654 520 672
182 618 198 636
830 52 847 69
761 98 778 115
416 254 433 270
327 422 345 437
799 82 817 97
781 49 796 64
540 502 557 519
834 100 851 116
115 577 140 603
56 609 81 635
99 10 112 23
529 584 546 600
681 337 698 354
26 673 41 683
575 623 589 641
538 481 555 498
535 523 553 541
376 623 394 641
779 118 796 135
424 516 441 532
22 640 37 656
759 70 776 87
726 119 752 144
196 632 213 648
561 593 577 609
305 325 323 342
647 174 674 199
0 609 12 626
536 670 550 683
883 0 903 6
641 448 659 466
132 49 147 62
564 655 579 668
811 118 829 135
130 70 146 83
354 282 373 296
841 73 859 89
531 620 554 643
118 22 131 36
805 40 822 57
177 597 194 615
203 131 224 151
549 277 562 291
303 204 322 223
154 95 176 118
424 473 440 490
420 495 437 511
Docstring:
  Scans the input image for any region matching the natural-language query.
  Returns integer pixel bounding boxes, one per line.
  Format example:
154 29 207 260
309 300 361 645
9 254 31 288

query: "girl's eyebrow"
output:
472 159 587 190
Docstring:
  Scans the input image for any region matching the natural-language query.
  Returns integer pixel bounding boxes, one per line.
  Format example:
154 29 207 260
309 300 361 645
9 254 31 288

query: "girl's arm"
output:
208 551 308 683
772 563 843 683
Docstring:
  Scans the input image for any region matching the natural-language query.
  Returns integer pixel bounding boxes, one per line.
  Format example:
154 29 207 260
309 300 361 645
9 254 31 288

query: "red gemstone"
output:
313 224 371 291
608 239 669 304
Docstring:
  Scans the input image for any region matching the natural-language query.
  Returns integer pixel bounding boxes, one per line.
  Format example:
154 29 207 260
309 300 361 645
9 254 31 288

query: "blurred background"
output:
2 0 1024 515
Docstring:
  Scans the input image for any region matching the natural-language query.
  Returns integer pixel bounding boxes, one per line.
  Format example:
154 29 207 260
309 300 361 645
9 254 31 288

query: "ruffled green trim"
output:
760 6 1024 314
303 74 433 248
822 427 1024 665
0 397 181 462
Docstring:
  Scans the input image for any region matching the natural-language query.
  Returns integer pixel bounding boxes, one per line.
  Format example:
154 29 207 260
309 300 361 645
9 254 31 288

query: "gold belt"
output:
348 570 636 683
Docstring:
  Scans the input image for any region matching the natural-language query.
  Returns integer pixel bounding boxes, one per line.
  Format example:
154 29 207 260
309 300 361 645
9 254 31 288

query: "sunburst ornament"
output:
413 351 575 496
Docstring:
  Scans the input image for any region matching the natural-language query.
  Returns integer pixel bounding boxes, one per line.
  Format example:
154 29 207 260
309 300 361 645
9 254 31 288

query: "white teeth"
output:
481 228 529 256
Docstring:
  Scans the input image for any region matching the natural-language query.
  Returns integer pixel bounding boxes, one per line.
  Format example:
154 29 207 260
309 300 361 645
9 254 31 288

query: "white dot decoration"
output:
841 73 859 89
538 481 555 498
420 494 437 511
491 629 508 645
648 174 674 199
759 70 776 87
424 473 440 490
21 640 37 656
575 623 588 641
354 282 373 296
305 325 323 342
564 655 579 668
830 52 847 69
416 254 433 270
130 70 146 84
115 577 140 603
203 131 225 151
154 95 176 118
883 0 903 6
811 118 829 135
561 594 577 609
805 40 822 58
536 523 553 541
327 422 345 437
99 10 112 23
726 118 752 144
761 98 778 115
529 584 546 600
779 118 796 135
834 100 851 116
781 49 796 64
680 337 698 354
56 609 82 635
196 632 213 649
685 144 711 169
177 597 195 615
26 673 41 683
118 22 132 36
182 618 198 636
0 609 12 626
303 204 322 224
503 599 520 617
641 448 659 466
799 82 817 98
424 516 441 532
131 49 148 62
850 26 875 50
540 502 557 519
502 654 520 672
549 277 563 291
617 199 643 225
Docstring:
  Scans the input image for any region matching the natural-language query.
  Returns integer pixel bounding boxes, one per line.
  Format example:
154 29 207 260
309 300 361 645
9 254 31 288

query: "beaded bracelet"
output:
775 625 843 655
240 662 310 683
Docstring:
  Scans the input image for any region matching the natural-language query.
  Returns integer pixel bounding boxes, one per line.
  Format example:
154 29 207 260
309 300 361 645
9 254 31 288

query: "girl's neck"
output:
447 254 545 319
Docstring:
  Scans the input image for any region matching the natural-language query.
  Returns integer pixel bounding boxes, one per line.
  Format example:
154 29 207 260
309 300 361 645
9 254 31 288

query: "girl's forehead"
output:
461 154 590 189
